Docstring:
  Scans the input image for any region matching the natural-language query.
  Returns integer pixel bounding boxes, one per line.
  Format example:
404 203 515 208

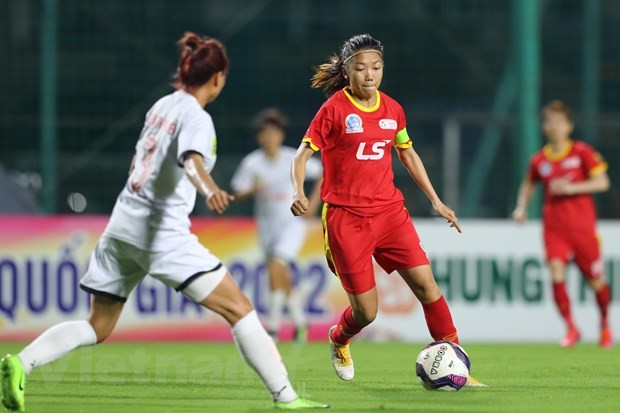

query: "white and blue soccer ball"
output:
415 340 470 391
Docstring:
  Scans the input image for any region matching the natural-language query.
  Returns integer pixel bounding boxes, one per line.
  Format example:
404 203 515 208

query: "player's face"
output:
542 111 573 143
345 51 383 100
257 124 284 155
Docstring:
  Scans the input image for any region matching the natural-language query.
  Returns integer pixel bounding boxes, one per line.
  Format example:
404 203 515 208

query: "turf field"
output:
0 342 617 412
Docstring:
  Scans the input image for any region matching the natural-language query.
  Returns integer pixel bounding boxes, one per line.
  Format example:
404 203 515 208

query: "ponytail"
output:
311 53 348 97
174 32 230 89
311 34 384 98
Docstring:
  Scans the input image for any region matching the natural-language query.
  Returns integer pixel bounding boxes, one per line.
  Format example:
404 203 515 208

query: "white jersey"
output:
104 90 217 250
231 146 322 224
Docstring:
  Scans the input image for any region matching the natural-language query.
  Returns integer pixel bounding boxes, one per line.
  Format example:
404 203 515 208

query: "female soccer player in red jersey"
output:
291 33 483 385
513 100 612 349
0 33 328 411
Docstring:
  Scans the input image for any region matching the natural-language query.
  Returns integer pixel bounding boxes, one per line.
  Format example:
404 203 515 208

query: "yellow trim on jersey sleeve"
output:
321 203 340 278
302 137 320 152
394 127 412 149
589 162 608 177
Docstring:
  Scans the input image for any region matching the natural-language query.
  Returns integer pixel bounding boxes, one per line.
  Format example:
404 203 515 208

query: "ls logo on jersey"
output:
345 114 364 134
356 140 391 160
379 119 397 130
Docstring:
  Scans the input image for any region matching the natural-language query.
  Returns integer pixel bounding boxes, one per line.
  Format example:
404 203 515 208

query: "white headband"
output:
343 50 383 64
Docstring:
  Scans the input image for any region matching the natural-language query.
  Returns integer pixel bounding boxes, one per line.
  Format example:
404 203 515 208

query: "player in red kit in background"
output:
290 33 484 386
513 100 612 349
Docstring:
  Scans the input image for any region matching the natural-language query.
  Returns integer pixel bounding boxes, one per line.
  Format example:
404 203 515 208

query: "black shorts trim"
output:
79 284 128 303
175 263 223 292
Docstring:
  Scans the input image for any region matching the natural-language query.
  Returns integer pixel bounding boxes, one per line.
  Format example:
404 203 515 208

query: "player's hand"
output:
512 207 527 224
291 195 310 216
549 178 574 195
432 201 462 233
206 189 235 214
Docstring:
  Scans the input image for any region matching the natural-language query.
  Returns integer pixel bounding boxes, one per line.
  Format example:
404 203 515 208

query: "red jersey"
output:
303 88 411 216
528 140 608 231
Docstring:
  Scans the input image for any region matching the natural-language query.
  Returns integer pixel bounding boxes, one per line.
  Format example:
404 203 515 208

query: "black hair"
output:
311 34 384 97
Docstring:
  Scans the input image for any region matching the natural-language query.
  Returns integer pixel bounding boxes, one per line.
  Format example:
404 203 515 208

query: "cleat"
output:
599 327 613 349
465 375 488 387
1 354 26 412
328 326 354 381
560 328 581 348
274 397 330 409
294 325 308 344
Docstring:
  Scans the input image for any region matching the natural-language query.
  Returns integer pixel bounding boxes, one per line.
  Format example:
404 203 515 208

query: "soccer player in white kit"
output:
0 33 328 411
231 109 322 342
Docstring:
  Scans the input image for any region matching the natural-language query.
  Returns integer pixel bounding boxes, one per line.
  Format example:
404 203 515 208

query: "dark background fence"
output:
1 0 619 218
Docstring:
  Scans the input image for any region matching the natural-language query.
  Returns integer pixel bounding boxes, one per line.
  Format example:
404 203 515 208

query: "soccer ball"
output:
415 341 470 391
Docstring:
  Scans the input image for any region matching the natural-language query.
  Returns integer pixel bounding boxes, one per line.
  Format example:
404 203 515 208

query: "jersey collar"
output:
343 87 380 112
543 140 573 161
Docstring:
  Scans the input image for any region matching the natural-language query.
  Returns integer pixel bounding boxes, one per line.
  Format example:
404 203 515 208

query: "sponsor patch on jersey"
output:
539 161 552 177
561 156 581 169
345 114 364 134
379 119 397 130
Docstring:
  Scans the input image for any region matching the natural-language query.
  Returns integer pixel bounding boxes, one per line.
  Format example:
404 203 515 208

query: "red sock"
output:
552 282 575 329
595 284 610 328
331 306 364 345
422 296 459 344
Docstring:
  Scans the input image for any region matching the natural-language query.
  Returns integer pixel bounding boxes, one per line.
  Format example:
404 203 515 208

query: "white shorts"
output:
80 235 227 303
258 217 307 262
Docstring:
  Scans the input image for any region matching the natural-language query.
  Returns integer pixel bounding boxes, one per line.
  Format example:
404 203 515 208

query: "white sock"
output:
286 289 307 328
267 290 287 334
18 320 97 375
232 310 297 403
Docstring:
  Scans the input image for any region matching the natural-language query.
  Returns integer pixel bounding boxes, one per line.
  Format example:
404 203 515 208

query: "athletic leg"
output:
1 296 122 412
548 260 580 347
574 234 612 348
198 273 327 408
398 265 458 343
266 258 292 339
326 288 377 382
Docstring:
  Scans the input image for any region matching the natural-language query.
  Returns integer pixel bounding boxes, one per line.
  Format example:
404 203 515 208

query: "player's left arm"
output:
396 145 461 233
550 170 610 195
184 152 234 214
549 147 610 195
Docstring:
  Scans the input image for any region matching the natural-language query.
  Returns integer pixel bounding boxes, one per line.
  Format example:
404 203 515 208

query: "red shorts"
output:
544 226 602 280
322 203 429 295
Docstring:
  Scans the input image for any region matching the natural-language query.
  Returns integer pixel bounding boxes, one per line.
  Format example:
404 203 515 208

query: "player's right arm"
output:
184 153 234 214
512 177 535 224
290 143 315 216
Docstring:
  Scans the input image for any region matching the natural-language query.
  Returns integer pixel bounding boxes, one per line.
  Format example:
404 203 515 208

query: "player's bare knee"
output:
229 295 254 319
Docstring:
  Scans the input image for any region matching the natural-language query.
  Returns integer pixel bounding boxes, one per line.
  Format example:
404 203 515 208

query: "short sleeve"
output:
527 156 539 182
305 156 323 180
230 156 255 193
177 112 215 165
302 104 334 152
579 142 608 177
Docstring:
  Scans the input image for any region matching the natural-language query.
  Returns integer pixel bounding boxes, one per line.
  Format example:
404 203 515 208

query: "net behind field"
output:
1 0 619 216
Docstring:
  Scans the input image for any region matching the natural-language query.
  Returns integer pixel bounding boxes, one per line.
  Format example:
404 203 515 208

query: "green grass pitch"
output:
0 342 617 412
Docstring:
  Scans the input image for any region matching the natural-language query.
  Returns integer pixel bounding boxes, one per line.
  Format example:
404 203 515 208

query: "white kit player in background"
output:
0 33 328 411
231 108 323 342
